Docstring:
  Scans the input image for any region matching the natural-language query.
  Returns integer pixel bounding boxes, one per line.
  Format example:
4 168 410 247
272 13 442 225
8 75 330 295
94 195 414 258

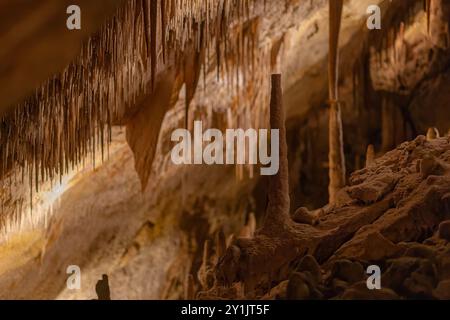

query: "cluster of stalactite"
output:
0 171 60 242
369 1 431 94
0 176 27 239
0 0 296 212
349 0 450 171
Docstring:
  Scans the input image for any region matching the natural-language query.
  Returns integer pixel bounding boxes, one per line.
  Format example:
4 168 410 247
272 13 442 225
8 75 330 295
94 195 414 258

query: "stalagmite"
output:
427 127 440 140
185 274 196 300
327 0 346 203
0 0 265 208
263 74 290 227
198 240 214 290
365 144 375 167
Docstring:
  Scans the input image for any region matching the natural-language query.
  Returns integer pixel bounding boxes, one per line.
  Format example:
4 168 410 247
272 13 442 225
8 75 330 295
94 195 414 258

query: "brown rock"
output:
419 155 446 178
383 257 422 291
331 259 365 284
438 220 450 241
403 244 437 260
348 174 398 204
433 280 450 299
341 281 399 300
296 255 322 285
292 207 317 225
310 288 324 300
402 259 438 298
215 245 241 285
403 272 435 298
438 255 450 280
363 232 401 261
287 272 311 300
331 278 349 293
365 144 375 167
263 280 289 300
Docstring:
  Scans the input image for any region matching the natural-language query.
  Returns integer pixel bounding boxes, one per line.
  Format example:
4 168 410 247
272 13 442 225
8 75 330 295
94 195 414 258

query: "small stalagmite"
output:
365 144 375 167
263 74 290 227
427 127 440 140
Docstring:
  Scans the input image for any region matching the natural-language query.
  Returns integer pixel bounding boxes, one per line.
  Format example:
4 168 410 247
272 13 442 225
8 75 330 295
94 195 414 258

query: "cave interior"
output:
1 0 450 300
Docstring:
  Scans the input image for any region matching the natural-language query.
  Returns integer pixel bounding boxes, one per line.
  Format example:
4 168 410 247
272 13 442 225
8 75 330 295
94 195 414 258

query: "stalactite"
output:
327 0 346 204
216 229 227 259
161 0 167 63
183 35 205 129
150 0 158 91
0 0 266 214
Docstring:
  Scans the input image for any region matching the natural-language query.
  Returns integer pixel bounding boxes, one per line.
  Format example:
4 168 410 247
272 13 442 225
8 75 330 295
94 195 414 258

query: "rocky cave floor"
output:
196 134 450 300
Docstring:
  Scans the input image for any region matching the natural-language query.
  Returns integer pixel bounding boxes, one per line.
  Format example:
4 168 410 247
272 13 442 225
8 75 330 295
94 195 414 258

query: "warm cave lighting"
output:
0 0 449 313
1 162 77 243
0 131 123 245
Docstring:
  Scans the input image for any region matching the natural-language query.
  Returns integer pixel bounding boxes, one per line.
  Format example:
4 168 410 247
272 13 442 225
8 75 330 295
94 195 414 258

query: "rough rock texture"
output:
208 135 450 300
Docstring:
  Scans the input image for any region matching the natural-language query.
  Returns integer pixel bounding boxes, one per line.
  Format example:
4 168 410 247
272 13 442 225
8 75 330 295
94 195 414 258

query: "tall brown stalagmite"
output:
263 74 290 227
328 0 346 203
